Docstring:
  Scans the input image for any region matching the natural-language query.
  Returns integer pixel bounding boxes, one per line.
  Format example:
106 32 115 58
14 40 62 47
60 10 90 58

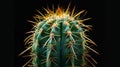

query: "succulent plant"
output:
19 4 98 67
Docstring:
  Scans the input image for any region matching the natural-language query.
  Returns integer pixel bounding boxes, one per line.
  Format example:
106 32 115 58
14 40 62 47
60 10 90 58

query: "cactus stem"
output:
21 5 98 67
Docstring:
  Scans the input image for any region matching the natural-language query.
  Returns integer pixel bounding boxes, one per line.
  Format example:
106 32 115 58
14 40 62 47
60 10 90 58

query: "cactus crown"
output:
19 4 98 67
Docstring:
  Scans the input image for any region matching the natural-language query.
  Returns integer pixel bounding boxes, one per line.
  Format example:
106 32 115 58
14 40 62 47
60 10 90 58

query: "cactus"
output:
19 4 98 67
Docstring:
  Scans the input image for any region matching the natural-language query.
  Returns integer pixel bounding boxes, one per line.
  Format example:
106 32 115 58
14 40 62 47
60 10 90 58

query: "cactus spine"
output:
19 5 98 67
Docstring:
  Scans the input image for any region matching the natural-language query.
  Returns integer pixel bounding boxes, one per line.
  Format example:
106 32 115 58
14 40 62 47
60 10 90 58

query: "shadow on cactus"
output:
19 4 99 67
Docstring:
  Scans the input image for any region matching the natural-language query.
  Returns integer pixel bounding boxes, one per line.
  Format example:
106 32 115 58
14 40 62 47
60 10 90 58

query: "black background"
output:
2 0 119 67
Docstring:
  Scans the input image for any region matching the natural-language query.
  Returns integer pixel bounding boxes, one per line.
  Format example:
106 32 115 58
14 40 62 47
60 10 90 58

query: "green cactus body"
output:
19 5 98 67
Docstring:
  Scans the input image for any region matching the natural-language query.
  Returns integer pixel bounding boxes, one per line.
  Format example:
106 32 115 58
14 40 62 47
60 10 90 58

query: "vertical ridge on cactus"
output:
19 4 98 67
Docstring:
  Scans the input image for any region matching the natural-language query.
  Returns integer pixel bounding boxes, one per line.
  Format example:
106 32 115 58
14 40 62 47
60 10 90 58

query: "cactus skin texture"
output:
19 4 99 67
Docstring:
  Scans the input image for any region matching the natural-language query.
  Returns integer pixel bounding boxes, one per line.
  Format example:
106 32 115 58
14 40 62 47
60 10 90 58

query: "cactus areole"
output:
19 5 98 67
